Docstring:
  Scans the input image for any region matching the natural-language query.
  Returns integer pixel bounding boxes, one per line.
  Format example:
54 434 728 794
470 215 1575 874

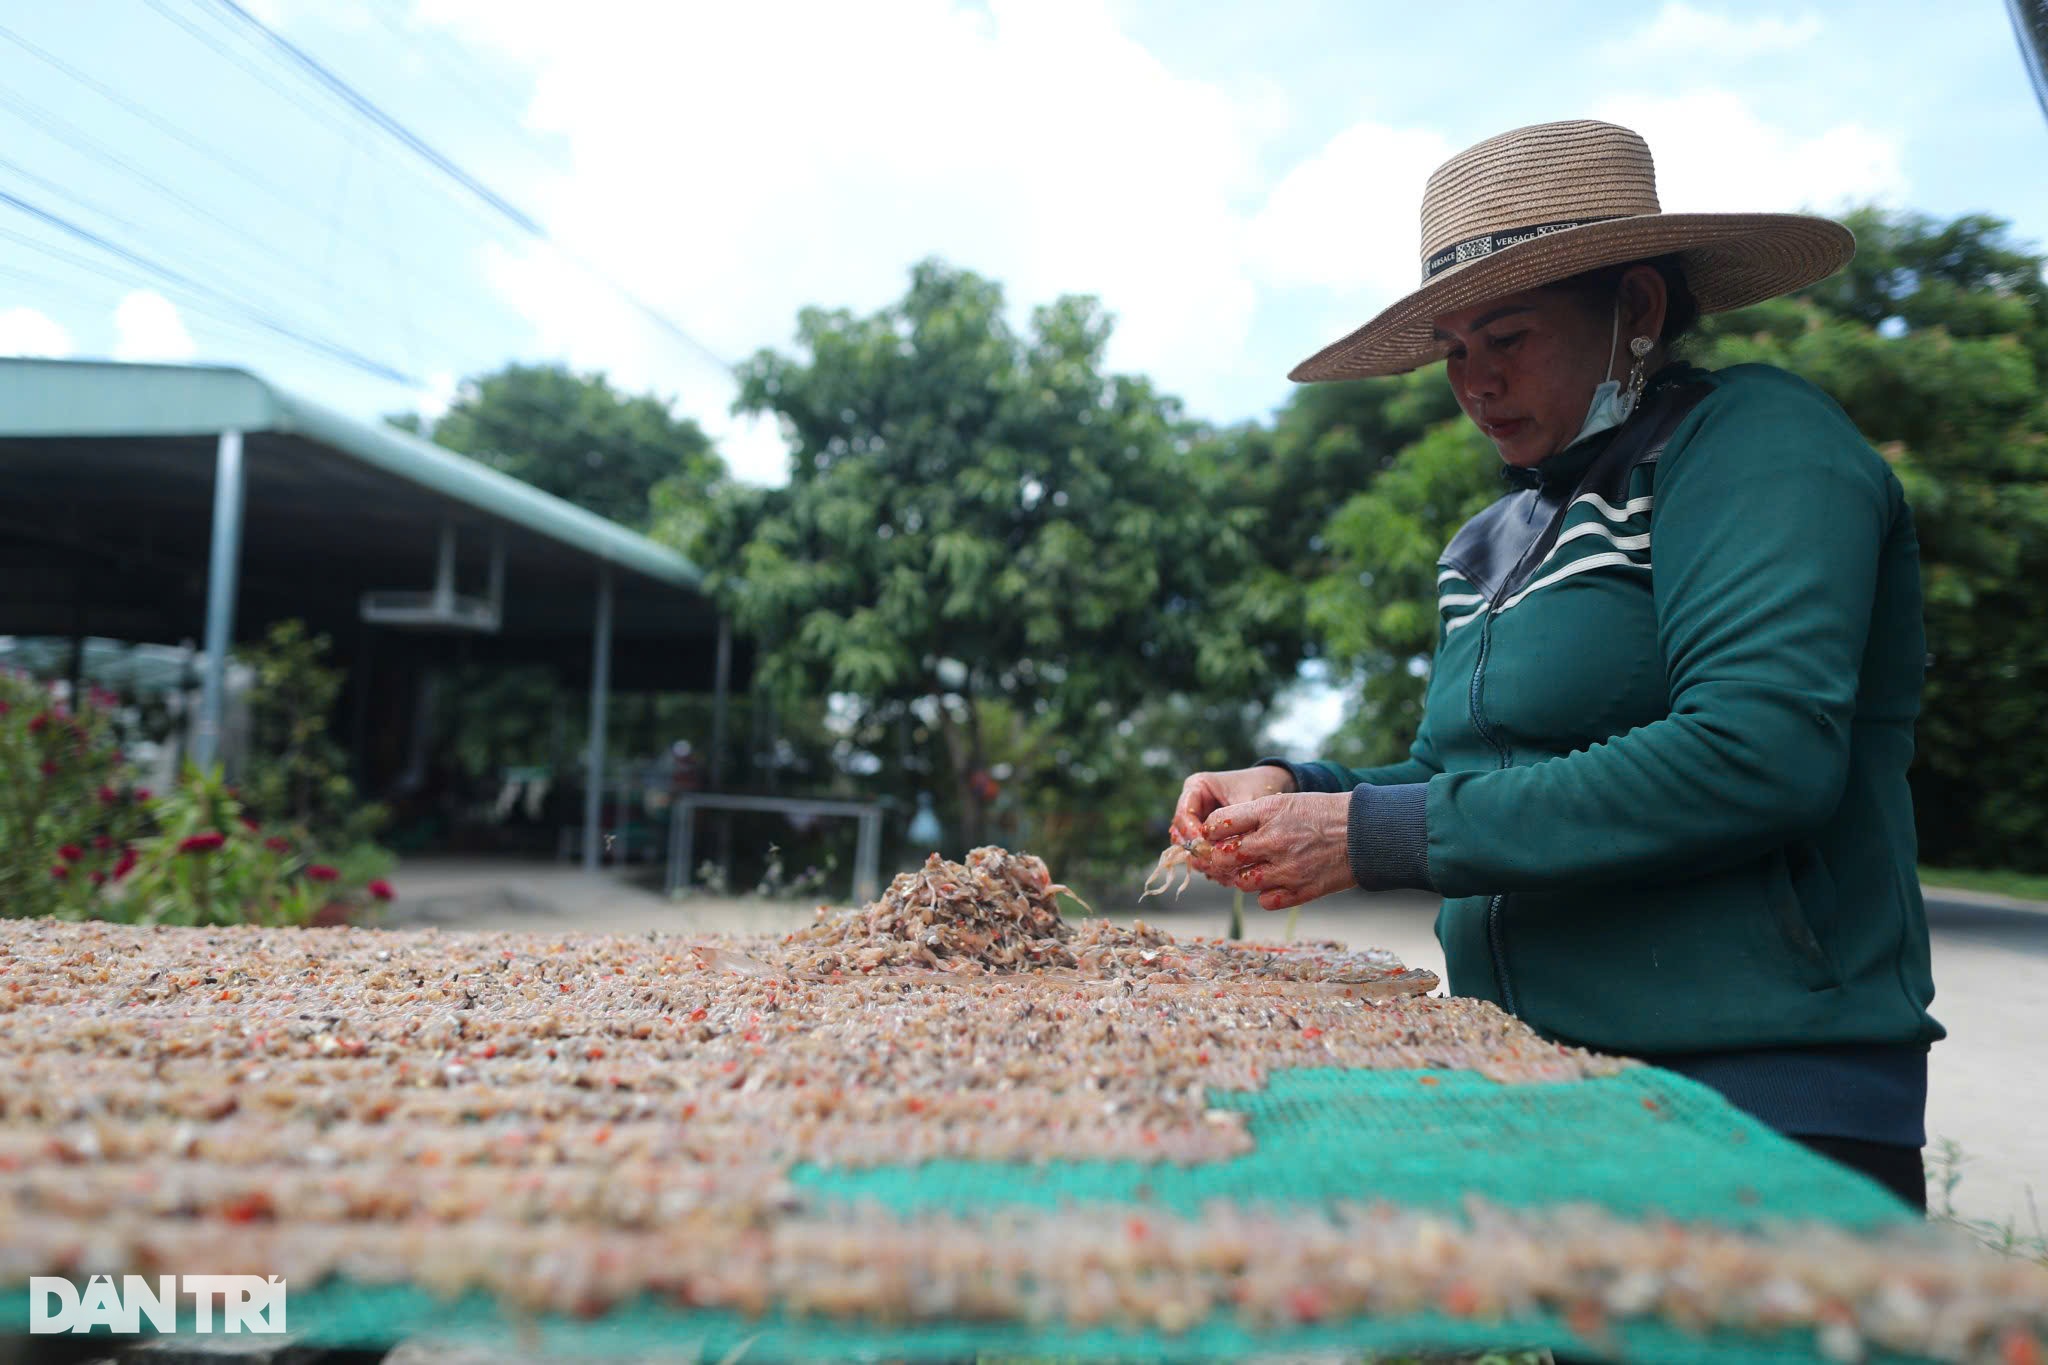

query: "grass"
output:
1919 865 2048 903
1927 1138 2048 1268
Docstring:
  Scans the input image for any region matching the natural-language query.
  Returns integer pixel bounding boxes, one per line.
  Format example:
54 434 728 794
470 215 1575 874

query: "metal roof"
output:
0 357 737 693
0 358 701 589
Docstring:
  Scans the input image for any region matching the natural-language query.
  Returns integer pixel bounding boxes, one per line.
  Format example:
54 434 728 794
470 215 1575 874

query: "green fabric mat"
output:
2 1066 1929 1361
0 1287 1940 1364
793 1066 1914 1229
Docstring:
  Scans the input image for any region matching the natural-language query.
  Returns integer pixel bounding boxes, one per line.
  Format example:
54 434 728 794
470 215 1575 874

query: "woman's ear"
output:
1619 264 1670 347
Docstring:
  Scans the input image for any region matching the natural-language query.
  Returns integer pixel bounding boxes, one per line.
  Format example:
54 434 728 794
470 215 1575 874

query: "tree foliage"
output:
1299 208 2048 868
401 362 722 529
688 260 1289 860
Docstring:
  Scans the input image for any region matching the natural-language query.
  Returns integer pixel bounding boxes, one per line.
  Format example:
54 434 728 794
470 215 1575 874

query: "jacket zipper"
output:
1468 609 1517 1015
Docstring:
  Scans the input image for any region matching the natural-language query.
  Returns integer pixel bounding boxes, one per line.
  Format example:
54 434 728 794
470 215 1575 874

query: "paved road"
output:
387 859 2046 1229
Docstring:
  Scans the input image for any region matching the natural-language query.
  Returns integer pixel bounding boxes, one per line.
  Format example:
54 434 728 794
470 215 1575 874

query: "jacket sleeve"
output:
1366 381 1895 895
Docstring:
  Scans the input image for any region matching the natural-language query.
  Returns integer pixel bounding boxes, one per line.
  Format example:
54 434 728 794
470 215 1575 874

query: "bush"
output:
0 673 149 919
240 621 387 848
2 672 395 927
117 765 394 927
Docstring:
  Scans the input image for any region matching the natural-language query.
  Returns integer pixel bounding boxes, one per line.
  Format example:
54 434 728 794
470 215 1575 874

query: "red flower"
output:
49 866 69 881
39 760 57 777
88 871 106 887
28 712 49 734
264 836 290 854
113 848 138 881
0 699 9 714
239 815 261 833
368 879 395 902
58 844 84 863
134 788 153 803
92 835 112 851
305 864 340 884
178 832 227 854
97 786 118 805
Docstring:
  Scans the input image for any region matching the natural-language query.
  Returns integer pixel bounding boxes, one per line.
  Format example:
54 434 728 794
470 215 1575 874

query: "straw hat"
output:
1289 119 1855 381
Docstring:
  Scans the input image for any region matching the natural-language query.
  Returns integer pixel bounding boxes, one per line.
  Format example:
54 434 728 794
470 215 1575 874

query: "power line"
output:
0 187 421 387
0 85 371 327
204 0 737 377
0 80 482 361
0 237 330 364
363 0 567 170
0 15 506 311
209 0 539 232
138 0 357 144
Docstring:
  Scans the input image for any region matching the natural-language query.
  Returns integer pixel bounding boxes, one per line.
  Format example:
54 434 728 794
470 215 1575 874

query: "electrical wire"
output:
138 0 359 144
204 0 737 377
0 87 481 362
0 85 372 323
362 0 568 170
0 244 303 364
0 188 421 387
0 15 513 317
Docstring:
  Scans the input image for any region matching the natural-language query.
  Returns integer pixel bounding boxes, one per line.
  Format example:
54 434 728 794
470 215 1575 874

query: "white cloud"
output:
414 0 1278 479
1245 121 1455 299
0 307 75 358
1608 2 1822 61
399 1 1906 471
414 369 461 425
1596 91 1908 214
112 291 197 362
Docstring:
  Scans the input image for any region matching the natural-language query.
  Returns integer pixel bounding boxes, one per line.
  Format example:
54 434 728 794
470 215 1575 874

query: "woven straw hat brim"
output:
1289 212 1854 382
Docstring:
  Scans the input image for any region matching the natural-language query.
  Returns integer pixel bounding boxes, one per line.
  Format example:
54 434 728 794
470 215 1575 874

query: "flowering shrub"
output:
110 766 393 927
2 673 395 927
0 674 148 920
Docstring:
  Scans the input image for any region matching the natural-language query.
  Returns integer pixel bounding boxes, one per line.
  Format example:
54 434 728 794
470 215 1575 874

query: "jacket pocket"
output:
1765 844 1840 992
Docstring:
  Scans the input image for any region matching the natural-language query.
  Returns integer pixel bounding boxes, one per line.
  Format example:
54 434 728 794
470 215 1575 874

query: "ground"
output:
379 856 2046 1234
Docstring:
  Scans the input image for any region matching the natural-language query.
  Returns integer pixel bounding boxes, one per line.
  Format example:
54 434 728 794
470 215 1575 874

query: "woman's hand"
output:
1169 766 1297 846
1199 792 1355 912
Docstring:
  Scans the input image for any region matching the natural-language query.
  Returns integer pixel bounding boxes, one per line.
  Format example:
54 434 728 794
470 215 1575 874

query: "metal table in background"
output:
666 793 885 905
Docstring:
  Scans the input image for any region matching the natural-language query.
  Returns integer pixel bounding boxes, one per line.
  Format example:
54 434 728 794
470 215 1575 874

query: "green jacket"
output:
1277 364 1944 1058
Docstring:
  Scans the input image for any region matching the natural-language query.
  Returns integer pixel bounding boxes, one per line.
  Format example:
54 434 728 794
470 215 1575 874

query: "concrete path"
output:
382 856 2045 1231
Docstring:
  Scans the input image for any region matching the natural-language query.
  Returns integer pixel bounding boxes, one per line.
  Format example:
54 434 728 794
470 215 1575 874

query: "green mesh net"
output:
3 1067 1929 1362
793 1066 1911 1228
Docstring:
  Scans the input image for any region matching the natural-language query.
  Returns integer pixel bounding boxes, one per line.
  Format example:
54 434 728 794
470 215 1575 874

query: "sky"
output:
3 0 2047 748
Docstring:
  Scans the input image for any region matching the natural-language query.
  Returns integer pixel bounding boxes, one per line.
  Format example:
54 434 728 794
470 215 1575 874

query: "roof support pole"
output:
195 429 245 771
710 614 732 788
582 564 614 874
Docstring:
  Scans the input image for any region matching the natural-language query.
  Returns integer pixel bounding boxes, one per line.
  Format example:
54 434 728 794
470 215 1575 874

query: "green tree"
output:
398 363 722 528
690 260 1288 854
239 620 387 848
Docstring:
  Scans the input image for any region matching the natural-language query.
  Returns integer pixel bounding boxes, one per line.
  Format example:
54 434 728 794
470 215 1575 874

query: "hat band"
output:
1421 215 1628 281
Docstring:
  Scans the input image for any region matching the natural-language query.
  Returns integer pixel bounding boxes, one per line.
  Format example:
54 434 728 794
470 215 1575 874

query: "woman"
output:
1171 120 1941 1210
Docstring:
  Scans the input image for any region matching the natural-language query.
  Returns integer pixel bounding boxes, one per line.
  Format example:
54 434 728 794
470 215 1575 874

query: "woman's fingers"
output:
1170 774 1224 844
1201 797 1270 845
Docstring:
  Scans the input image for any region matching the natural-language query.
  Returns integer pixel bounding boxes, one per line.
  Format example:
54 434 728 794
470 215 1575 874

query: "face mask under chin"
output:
1563 298 1633 452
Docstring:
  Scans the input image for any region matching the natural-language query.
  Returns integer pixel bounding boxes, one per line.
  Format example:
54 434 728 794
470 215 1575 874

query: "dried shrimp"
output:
0 852 2040 1360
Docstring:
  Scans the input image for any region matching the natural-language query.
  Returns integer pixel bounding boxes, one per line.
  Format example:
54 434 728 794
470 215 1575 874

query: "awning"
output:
0 357 730 691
